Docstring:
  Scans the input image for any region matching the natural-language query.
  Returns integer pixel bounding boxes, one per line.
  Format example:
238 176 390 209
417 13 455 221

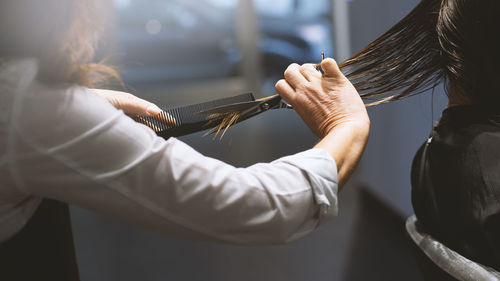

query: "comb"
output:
135 93 255 139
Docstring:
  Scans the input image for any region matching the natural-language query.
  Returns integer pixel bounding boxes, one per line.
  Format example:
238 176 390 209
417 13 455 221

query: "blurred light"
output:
204 0 238 9
114 0 131 9
178 13 198 29
298 24 326 43
253 0 294 17
145 19 162 35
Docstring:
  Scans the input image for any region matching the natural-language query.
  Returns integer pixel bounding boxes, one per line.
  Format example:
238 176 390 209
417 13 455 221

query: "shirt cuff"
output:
273 148 339 224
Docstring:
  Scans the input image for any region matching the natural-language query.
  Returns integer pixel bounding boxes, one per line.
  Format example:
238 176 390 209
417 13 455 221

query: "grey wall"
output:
71 0 446 279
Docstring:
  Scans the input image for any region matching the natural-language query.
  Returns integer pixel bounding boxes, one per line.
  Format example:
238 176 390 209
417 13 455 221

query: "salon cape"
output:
0 59 338 245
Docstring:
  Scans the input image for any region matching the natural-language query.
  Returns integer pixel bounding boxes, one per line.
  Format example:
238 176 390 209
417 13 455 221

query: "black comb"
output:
135 93 255 139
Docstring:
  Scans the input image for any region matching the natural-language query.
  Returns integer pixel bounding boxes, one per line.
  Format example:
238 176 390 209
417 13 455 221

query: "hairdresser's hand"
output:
275 58 368 138
92 89 162 117
275 58 370 188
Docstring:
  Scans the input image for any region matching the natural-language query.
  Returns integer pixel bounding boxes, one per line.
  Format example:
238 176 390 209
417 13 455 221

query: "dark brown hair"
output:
0 0 119 87
341 0 500 111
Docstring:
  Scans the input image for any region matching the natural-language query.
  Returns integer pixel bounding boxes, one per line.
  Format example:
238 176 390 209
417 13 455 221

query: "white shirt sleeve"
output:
8 83 338 244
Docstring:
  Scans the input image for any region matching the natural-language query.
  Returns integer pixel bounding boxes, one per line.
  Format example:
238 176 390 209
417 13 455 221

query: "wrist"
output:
324 119 370 141
314 120 370 189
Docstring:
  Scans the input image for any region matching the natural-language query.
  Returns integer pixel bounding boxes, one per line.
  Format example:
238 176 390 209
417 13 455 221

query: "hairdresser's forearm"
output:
314 120 369 190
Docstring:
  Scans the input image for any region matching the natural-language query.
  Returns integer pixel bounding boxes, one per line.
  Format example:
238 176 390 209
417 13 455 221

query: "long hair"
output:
0 0 119 87
341 0 500 112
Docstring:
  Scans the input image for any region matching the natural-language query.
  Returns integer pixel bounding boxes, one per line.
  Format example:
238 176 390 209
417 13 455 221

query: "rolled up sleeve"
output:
10 84 339 245
159 139 339 244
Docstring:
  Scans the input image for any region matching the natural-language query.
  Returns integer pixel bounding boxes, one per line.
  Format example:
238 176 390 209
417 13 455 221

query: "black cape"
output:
412 105 500 271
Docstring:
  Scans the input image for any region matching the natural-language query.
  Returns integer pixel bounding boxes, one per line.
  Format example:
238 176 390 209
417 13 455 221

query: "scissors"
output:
197 52 326 138
197 94 292 119
195 94 291 138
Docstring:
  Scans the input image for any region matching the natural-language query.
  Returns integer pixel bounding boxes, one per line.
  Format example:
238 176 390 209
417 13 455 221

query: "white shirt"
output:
0 59 338 245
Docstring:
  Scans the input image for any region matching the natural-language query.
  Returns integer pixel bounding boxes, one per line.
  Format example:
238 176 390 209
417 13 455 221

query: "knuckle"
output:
301 63 314 69
324 58 337 65
304 83 319 93
275 79 285 88
285 63 299 73
295 82 306 91
275 81 291 96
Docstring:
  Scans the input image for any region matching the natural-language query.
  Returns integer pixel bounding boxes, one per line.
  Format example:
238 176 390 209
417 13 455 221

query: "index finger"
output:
284 63 309 89
299 63 322 81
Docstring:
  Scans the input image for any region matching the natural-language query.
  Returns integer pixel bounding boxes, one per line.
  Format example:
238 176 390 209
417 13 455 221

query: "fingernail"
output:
146 104 162 116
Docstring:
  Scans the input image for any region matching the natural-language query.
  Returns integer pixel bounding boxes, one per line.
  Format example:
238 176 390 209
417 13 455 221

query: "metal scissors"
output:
196 52 326 138
198 94 291 118
196 94 292 138
198 52 326 118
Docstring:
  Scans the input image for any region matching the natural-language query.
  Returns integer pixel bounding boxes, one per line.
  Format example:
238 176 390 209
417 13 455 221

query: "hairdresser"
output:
0 1 369 280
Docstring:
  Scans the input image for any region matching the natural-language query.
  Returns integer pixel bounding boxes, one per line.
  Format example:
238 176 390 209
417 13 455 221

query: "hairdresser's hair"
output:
341 0 500 112
0 0 119 87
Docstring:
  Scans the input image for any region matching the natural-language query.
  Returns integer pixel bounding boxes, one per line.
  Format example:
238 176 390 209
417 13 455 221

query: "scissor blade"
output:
196 95 279 115
196 100 261 115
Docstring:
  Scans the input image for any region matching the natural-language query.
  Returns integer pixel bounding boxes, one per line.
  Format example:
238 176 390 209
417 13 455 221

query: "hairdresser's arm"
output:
10 84 337 245
276 58 370 189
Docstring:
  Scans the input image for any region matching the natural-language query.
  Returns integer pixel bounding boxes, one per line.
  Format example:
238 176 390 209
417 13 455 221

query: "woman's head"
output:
0 0 117 87
342 0 500 112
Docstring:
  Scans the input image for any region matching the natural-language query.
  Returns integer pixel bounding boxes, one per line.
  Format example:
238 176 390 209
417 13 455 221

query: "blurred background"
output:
72 0 448 280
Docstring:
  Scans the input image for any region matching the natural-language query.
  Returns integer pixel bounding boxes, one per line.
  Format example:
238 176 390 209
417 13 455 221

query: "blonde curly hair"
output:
0 0 119 87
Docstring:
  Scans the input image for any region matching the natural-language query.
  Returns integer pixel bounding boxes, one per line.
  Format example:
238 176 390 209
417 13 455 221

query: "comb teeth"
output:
135 110 179 132
135 93 255 138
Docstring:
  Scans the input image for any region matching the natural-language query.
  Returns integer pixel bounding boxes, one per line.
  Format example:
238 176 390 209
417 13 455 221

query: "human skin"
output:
95 59 370 190
276 58 370 189
92 89 162 117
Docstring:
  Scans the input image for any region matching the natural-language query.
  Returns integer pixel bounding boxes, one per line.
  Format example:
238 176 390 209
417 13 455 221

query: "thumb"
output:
321 58 342 78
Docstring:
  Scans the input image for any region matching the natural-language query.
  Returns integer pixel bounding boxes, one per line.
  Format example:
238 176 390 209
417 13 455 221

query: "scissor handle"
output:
260 95 293 110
